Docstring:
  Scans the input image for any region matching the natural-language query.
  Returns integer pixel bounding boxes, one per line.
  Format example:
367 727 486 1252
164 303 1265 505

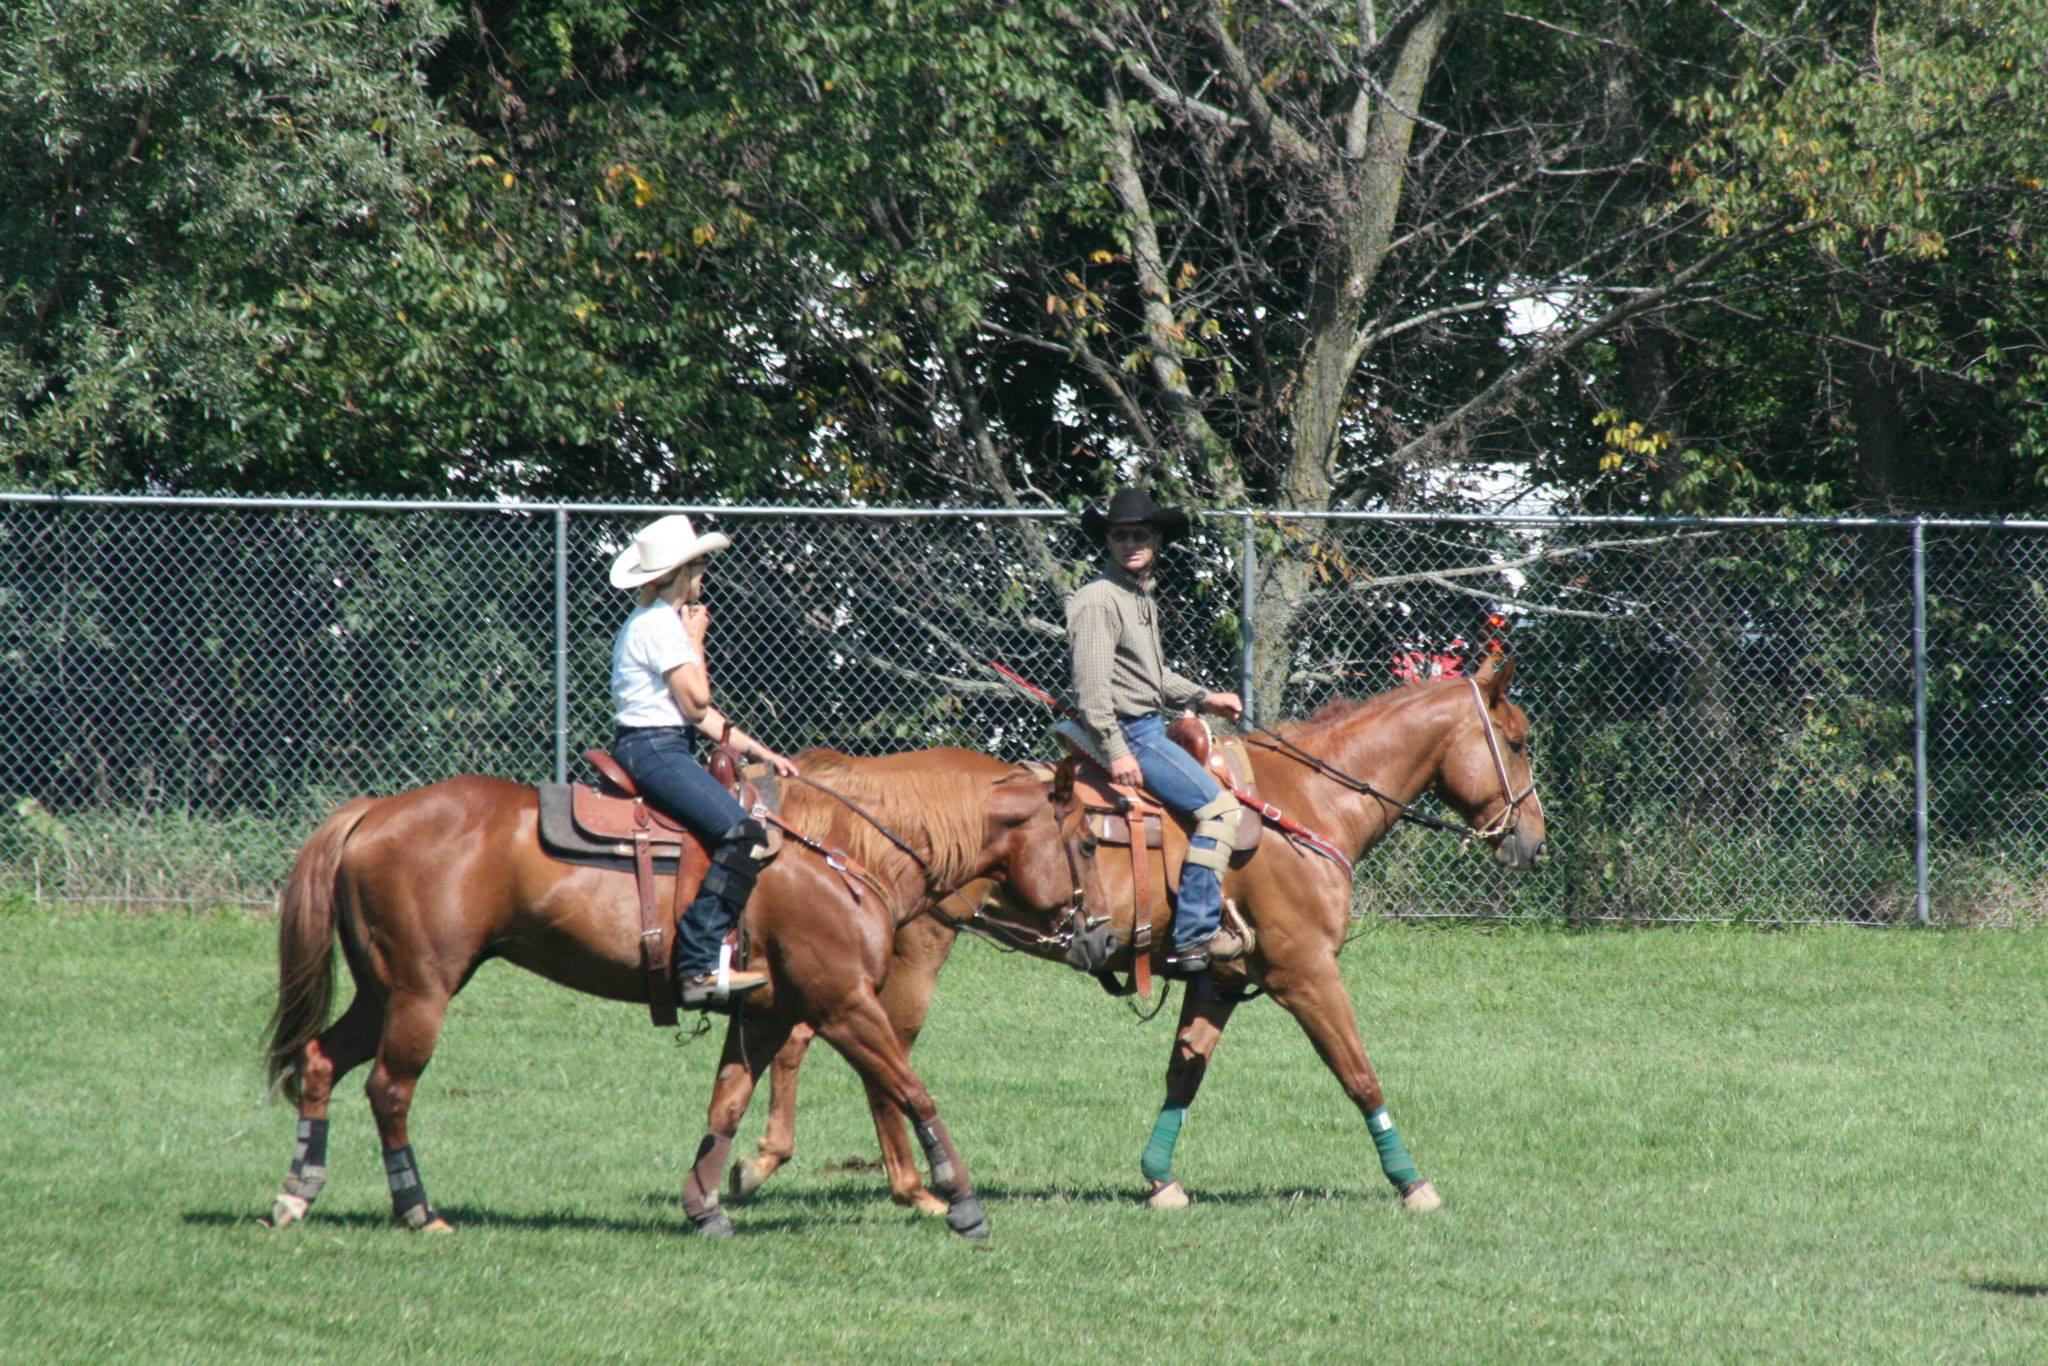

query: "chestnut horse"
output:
729 660 1546 1214
262 747 1097 1240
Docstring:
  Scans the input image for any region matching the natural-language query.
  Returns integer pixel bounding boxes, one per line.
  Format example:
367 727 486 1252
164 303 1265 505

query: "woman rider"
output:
1066 487 1246 976
608 514 800 1011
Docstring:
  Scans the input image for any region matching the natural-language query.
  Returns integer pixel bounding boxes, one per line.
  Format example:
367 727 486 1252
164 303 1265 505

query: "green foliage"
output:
0 0 467 489
1647 0 2048 507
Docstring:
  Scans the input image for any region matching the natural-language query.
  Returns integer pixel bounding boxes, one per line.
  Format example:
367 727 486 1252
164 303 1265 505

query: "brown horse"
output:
728 660 1547 1214
262 747 1098 1239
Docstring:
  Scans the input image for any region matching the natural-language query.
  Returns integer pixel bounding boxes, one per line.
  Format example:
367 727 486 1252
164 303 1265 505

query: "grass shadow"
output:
1969 1279 2048 1298
655 1181 1396 1211
182 1205 685 1236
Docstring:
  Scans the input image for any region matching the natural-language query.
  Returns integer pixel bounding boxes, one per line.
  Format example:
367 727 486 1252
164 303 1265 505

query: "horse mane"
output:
1285 682 1425 737
777 751 992 888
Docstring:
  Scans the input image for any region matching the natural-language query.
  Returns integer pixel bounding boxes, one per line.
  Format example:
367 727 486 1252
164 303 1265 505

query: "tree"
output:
0 0 471 489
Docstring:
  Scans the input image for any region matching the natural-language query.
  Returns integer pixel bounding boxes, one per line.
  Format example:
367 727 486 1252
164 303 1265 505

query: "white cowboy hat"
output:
608 513 732 589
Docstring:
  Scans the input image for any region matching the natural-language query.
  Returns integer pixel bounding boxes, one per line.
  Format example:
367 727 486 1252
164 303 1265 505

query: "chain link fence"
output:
3 493 2043 924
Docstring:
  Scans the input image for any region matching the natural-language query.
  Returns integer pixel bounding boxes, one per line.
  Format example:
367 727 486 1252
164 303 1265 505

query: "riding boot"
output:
675 818 772 1011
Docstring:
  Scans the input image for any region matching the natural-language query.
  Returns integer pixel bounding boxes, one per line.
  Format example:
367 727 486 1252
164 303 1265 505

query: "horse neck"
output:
1275 684 1467 859
792 752 1014 913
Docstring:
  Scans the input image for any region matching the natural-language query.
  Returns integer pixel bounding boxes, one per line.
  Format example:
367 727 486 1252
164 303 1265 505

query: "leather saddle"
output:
1052 717 1263 863
546 747 783 858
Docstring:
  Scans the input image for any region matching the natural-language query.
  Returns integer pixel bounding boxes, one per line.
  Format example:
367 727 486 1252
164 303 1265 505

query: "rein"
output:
1244 725 1469 838
1246 678 1539 847
788 772 1090 944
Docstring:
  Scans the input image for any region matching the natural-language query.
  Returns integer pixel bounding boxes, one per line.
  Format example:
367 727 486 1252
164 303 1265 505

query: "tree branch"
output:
1197 0 1324 171
1378 220 1816 474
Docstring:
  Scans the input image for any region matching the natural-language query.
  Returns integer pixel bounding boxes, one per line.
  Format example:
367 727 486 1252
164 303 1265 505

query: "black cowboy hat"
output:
1080 486 1192 544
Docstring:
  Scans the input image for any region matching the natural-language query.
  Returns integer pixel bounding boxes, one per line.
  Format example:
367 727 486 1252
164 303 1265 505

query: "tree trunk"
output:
1247 4 1449 718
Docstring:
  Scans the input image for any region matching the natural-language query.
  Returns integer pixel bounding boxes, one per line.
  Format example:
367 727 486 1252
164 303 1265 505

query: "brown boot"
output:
677 970 768 1012
1204 928 1247 963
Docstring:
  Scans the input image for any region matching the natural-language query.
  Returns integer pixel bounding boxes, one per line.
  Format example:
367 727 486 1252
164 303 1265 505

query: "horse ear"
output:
1484 653 1517 704
1051 756 1078 802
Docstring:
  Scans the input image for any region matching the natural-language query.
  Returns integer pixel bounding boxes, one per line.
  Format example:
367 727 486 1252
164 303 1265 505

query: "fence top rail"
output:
3 490 2045 533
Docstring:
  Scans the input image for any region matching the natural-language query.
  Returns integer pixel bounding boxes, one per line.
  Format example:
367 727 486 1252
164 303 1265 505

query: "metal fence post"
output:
1239 512 1257 725
554 507 569 784
1912 516 1930 926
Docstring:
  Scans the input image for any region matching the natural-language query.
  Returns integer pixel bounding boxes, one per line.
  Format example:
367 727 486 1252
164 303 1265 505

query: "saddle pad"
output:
538 783 694 864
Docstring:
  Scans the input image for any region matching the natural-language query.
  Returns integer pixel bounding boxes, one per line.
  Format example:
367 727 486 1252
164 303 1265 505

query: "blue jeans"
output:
1119 714 1225 951
612 726 750 978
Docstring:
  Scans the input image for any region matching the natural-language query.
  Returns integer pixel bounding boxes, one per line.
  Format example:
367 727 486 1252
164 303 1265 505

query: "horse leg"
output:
363 989 456 1231
858 1073 946 1216
1139 978 1245 1210
681 1009 799 1237
727 1022 815 1204
268 991 383 1228
861 948 947 1215
1265 957 1442 1212
815 996 989 1239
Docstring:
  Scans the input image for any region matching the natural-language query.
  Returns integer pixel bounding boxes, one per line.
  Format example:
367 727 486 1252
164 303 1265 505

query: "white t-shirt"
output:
609 603 705 728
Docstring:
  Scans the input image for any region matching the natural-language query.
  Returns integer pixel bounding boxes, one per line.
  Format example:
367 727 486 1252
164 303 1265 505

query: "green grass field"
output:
3 908 2044 1364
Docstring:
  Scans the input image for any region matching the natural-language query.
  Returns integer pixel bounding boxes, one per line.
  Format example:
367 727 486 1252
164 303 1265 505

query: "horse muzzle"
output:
1491 828 1547 871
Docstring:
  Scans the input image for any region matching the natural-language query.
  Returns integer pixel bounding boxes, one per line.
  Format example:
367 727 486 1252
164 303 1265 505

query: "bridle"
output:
1462 675 1542 844
1247 677 1540 849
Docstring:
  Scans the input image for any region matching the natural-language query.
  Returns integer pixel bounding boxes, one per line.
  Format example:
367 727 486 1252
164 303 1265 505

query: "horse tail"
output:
265 797 378 1104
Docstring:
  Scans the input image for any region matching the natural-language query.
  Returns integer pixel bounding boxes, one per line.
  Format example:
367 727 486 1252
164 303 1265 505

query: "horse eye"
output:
1079 836 1098 856
1508 740 1527 755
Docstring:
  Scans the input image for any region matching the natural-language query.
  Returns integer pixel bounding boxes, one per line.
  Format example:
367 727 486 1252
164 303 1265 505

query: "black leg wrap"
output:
283 1118 329 1203
944 1192 991 1240
682 1132 733 1227
383 1145 435 1229
702 819 768 912
913 1119 959 1195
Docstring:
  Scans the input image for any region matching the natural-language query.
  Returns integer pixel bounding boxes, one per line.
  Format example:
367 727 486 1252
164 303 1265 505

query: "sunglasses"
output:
1106 527 1157 543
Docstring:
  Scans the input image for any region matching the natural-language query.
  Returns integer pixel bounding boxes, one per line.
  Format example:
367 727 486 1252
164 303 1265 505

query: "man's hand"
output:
679 602 711 645
763 749 800 778
1109 754 1144 787
1201 691 1244 721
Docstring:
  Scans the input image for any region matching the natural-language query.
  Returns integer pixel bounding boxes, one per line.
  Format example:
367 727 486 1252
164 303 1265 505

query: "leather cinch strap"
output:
1128 817 1153 998
632 802 678 1028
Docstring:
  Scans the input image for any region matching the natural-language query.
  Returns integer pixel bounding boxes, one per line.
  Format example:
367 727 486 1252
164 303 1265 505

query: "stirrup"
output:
677 971 767 1012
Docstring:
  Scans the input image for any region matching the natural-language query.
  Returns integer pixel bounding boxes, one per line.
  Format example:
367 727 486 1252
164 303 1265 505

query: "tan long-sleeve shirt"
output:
1065 564 1211 762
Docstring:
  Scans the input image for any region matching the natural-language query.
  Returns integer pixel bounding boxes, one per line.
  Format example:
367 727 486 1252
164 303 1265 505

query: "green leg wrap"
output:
1367 1107 1420 1190
1140 1101 1188 1185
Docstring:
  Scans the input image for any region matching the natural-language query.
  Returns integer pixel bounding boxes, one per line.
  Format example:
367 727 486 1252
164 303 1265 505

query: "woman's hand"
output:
678 602 711 646
762 748 801 779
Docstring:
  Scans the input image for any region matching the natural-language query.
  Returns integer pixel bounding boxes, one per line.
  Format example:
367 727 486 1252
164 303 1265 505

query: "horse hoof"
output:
1145 1181 1190 1210
1401 1180 1443 1213
893 1188 948 1217
944 1194 991 1240
398 1206 454 1233
691 1208 737 1239
266 1192 310 1228
727 1159 768 1204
